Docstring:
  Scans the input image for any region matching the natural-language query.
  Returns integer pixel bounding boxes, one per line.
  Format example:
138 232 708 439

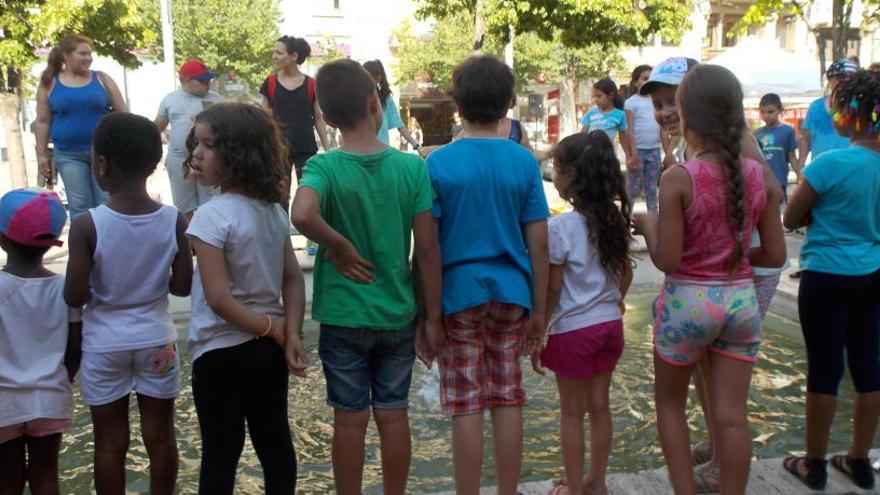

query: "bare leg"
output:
693 355 715 462
24 434 62 495
452 413 484 495
850 391 880 458
373 408 411 495
555 375 590 495
490 406 523 495
654 354 696 494
137 394 178 495
331 408 370 495
805 392 836 460
0 437 27 495
90 396 130 495
585 373 613 495
708 353 754 495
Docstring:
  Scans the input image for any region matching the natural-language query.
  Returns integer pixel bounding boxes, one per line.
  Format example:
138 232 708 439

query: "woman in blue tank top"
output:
34 35 127 219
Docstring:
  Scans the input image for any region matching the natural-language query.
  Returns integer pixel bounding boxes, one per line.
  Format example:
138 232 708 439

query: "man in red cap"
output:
154 59 221 219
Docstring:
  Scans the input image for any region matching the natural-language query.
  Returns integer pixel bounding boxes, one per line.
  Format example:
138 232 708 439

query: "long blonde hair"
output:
40 35 93 88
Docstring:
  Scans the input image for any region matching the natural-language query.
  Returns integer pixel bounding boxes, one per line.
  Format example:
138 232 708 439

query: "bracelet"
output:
258 314 272 338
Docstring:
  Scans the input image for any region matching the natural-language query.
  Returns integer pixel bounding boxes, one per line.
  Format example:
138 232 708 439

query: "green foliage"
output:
514 32 625 84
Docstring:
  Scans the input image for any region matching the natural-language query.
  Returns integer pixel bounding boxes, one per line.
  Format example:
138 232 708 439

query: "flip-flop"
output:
783 455 827 490
694 462 720 493
830 454 875 490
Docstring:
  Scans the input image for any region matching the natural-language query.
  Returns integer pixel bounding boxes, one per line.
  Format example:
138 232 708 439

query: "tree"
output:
0 0 156 188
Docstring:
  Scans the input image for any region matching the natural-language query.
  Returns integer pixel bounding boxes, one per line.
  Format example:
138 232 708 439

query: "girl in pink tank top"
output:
633 65 786 494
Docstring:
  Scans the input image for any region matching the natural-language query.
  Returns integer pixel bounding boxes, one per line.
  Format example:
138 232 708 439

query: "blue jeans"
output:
54 149 106 219
318 323 415 411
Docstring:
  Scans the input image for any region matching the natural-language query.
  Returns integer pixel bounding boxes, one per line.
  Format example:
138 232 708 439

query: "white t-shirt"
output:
624 94 661 150
82 205 179 352
548 212 622 335
186 193 289 361
156 88 222 159
0 273 80 426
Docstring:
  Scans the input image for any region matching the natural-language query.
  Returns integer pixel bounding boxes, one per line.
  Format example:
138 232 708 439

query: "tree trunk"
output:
473 0 485 52
0 93 27 189
559 76 578 137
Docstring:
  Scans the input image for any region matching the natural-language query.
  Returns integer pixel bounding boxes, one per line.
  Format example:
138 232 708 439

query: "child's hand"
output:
522 316 545 356
415 320 434 369
421 318 446 366
285 337 309 378
268 316 287 348
324 240 375 284
530 347 546 375
626 154 640 171
632 212 657 236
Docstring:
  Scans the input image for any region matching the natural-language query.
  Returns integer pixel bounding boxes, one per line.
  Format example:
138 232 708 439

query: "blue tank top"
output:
49 71 110 152
508 119 522 143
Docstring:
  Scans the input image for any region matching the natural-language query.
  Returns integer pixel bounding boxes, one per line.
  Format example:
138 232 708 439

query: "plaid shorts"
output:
438 301 528 416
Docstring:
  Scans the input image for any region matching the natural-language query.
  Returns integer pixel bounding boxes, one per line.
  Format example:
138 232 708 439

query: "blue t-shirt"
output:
803 97 851 160
755 124 797 193
801 146 880 276
377 97 404 145
427 138 550 315
580 107 627 143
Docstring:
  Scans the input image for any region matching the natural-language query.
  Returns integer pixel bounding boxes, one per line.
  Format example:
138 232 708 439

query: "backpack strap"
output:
306 75 316 105
266 74 277 104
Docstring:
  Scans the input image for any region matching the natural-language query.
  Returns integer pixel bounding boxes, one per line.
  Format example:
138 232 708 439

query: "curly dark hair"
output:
678 64 748 273
829 69 880 135
184 103 288 203
552 130 633 278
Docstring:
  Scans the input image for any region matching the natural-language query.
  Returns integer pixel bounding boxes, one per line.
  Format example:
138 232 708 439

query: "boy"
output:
290 60 442 495
0 189 80 495
154 59 221 219
754 93 798 200
425 55 549 494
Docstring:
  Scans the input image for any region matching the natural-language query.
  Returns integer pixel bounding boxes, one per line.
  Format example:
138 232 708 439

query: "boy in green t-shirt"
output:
291 59 442 495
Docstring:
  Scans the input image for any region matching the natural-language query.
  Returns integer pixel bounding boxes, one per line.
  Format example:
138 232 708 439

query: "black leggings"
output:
798 269 880 395
192 339 296 494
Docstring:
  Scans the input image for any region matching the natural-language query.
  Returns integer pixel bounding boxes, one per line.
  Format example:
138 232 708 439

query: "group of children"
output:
0 50 878 495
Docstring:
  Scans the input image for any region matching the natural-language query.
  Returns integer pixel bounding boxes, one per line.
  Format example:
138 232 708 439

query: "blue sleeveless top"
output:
49 71 110 152
508 119 523 143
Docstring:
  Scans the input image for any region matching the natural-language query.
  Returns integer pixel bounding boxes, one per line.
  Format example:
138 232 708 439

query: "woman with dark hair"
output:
362 60 421 151
260 35 330 189
34 34 127 219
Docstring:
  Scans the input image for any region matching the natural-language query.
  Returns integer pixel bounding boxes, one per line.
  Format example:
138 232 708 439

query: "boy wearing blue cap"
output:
0 189 80 495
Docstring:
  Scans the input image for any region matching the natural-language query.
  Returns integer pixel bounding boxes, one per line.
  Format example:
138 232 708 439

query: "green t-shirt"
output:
299 148 434 329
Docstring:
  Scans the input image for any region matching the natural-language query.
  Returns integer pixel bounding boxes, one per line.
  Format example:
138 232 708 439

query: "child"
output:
154 59 221 219
261 35 330 187
782 69 880 491
537 131 634 495
0 189 78 495
633 64 785 494
754 93 798 200
581 78 636 169
290 59 442 495
185 102 306 494
425 54 549 494
624 64 662 213
362 59 422 151
64 113 192 495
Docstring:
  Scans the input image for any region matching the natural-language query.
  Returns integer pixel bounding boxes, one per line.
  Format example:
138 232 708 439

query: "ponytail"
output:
593 77 624 110
363 60 391 108
39 34 93 88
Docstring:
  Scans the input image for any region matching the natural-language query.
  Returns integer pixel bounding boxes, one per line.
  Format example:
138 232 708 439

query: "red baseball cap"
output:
179 59 219 82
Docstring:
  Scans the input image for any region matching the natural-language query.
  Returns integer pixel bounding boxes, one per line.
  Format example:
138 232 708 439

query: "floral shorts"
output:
653 278 762 366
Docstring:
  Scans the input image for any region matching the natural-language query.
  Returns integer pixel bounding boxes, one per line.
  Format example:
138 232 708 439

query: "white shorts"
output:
79 343 180 406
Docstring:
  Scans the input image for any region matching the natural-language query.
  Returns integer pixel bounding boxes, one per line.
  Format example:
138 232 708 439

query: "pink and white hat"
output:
0 189 66 247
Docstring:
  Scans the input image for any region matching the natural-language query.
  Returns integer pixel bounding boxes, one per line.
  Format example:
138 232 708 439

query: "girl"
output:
580 78 636 170
34 34 127 219
65 113 192 495
782 69 880 491
624 65 662 213
633 65 785 494
363 60 422 150
537 130 634 495
184 103 307 494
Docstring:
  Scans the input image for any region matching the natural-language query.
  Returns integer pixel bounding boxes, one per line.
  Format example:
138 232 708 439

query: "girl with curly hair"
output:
184 102 308 494
633 64 786 494
782 69 880 491
536 130 634 495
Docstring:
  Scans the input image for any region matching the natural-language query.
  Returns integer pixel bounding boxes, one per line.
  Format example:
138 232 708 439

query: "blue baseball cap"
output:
0 189 66 247
639 57 700 95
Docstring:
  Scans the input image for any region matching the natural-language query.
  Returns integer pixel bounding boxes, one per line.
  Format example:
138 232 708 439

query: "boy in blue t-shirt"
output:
754 93 798 199
425 54 549 493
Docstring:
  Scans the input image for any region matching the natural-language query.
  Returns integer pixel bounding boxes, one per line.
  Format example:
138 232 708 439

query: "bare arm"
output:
635 167 687 274
783 177 819 230
64 321 82 382
97 72 127 112
281 236 307 376
543 263 564 327
796 129 811 176
750 166 787 268
522 219 549 356
313 101 330 150
64 214 95 307
154 116 170 133
397 125 421 149
35 84 53 176
169 212 193 297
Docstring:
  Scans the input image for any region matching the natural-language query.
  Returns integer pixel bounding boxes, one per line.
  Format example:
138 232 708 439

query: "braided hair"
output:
552 130 633 278
678 65 748 273
829 69 880 135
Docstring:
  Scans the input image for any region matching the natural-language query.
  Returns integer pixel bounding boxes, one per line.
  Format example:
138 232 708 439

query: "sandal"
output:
783 455 827 490
693 462 720 493
691 441 713 466
830 454 875 490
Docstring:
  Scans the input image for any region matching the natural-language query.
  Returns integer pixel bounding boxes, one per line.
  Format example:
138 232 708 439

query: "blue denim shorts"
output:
318 323 416 411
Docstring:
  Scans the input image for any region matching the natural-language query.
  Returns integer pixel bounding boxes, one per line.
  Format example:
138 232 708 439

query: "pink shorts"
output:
540 320 624 380
0 418 71 444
